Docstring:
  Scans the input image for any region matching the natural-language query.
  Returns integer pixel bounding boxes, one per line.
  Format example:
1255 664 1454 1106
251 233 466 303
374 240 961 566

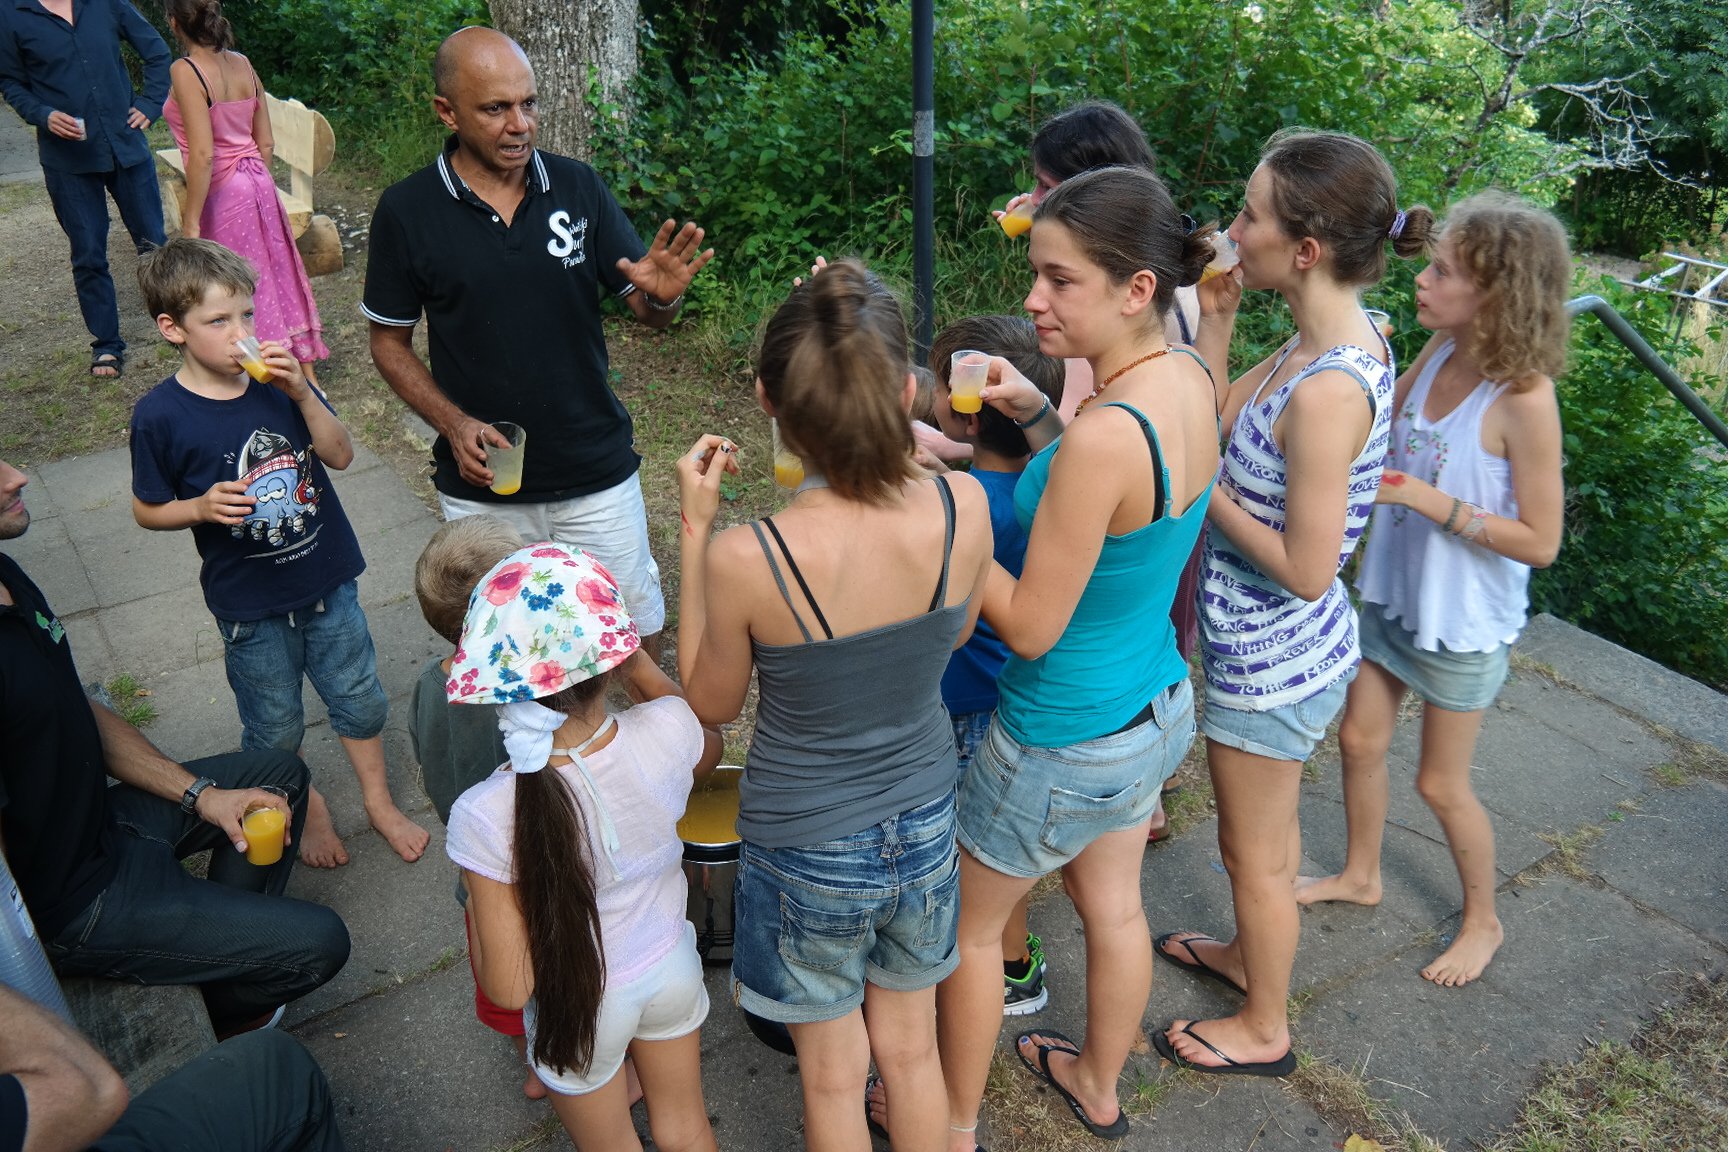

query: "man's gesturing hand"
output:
617 219 715 305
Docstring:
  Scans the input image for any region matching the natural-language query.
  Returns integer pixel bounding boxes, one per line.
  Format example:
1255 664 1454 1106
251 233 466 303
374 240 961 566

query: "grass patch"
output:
106 673 157 728
1531 824 1606 882
1480 973 1728 1152
1287 1054 1446 1152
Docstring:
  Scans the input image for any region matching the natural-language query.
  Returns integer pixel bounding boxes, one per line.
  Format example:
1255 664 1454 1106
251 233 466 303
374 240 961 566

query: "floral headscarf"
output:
447 543 638 706
446 544 639 776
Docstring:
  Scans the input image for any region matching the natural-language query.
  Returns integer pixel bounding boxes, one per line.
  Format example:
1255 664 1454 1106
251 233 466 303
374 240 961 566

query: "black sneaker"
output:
1003 934 1048 1016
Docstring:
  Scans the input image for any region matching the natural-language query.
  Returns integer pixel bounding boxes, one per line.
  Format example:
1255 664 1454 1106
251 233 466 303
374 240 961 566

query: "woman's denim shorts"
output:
732 792 960 1025
957 679 1195 879
1201 667 1354 764
1358 600 1510 713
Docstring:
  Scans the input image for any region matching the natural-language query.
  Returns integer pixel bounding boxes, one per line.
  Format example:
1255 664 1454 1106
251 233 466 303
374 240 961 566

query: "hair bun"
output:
1389 204 1436 260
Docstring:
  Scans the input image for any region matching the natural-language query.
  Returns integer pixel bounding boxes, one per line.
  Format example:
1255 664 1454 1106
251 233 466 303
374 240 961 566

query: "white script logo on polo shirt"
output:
547 211 589 267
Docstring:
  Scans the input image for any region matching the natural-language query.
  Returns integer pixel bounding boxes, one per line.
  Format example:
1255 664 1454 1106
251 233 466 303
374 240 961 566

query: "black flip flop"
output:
1151 1021 1297 1077
1153 931 1246 996
1014 1029 1129 1140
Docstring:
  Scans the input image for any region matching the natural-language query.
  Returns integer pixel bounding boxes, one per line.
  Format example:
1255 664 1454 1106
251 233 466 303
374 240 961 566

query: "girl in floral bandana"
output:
443 544 724 1149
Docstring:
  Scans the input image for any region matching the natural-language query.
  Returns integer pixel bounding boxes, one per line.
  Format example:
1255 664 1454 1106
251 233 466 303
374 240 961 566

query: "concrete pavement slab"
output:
1296 877 1716 1145
1518 613 1728 754
356 514 439 611
291 963 551 1152
1592 778 1728 949
1493 670 1675 776
93 586 230 678
126 656 240 761
1 513 99 616
283 819 460 1028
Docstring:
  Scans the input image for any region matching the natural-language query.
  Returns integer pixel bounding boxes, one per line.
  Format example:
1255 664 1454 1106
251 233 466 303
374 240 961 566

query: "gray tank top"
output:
738 477 968 848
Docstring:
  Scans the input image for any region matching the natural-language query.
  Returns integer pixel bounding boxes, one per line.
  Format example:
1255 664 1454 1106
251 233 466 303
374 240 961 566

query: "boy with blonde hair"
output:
130 237 428 866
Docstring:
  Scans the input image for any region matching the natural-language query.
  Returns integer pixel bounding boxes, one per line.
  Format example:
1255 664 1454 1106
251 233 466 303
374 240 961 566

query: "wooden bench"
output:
155 91 343 276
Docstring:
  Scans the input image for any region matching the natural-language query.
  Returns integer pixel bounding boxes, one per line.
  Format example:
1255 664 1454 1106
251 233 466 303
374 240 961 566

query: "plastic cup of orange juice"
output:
1199 232 1240 283
998 198 1033 238
234 335 272 383
487 422 526 496
1364 309 1394 340
949 350 988 413
242 786 290 866
771 419 804 489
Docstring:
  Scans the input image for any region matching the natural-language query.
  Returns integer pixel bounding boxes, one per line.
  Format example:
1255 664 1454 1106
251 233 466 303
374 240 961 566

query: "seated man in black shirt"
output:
0 458 348 1036
0 984 345 1152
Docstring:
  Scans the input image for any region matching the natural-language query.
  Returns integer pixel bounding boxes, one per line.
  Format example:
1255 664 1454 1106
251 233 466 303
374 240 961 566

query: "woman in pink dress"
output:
163 0 330 388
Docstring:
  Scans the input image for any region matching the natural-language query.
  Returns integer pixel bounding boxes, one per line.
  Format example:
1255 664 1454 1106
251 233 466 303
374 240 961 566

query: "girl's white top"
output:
446 697 702 986
1201 338 1395 711
1356 338 1530 652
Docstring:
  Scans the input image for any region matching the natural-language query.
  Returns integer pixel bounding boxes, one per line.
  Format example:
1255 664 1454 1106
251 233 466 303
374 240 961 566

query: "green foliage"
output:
1531 282 1728 687
223 0 488 172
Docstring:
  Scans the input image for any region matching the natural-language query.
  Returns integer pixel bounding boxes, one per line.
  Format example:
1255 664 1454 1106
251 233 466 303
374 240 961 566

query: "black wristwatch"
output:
181 776 217 813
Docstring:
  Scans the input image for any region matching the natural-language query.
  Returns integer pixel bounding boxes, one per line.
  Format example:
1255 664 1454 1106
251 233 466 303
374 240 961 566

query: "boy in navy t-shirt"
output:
927 315 1063 1015
129 239 429 866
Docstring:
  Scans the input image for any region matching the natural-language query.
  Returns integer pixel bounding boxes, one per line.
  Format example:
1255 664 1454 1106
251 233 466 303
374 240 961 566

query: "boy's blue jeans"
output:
41 158 165 359
43 749 351 1031
216 580 389 753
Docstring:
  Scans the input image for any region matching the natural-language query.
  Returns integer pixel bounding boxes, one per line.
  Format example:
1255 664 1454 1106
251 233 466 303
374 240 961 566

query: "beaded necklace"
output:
1074 347 1172 415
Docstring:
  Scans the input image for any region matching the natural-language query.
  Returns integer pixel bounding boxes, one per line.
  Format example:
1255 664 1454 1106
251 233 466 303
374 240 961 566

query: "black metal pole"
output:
912 0 934 364
1568 295 1728 449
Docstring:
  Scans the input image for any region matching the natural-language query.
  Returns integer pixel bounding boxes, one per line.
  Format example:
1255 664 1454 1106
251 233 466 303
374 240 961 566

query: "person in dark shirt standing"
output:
364 26 712 659
0 0 169 378
0 456 349 1038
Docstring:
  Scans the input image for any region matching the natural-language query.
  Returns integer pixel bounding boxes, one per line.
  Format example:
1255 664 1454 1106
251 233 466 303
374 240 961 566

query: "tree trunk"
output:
488 0 636 163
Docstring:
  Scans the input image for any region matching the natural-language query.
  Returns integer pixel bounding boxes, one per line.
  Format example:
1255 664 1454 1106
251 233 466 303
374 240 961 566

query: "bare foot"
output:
1421 921 1503 987
1294 872 1382 906
1162 1015 1290 1070
368 804 430 862
298 788 349 868
866 1074 888 1132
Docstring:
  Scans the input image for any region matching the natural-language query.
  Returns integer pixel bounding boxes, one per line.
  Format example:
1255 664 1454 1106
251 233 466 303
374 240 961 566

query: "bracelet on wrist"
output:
1440 496 1462 534
644 291 684 312
1013 396 1052 429
1458 506 1489 542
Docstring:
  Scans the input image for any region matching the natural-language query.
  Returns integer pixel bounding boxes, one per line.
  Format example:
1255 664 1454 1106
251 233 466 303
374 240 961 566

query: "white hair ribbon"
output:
498 700 565 774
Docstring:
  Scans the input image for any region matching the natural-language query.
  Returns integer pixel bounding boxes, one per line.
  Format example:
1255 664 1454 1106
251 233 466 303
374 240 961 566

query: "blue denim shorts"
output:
217 579 388 751
957 679 1195 879
1201 666 1354 763
1357 600 1510 713
731 792 960 1024
951 709 994 775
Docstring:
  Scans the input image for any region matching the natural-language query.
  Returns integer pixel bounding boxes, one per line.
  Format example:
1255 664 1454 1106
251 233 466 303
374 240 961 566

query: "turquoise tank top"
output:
995 402 1211 748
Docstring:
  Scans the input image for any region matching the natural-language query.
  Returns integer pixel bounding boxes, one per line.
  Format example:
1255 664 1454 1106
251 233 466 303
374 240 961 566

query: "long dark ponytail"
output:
513 673 610 1074
164 0 235 51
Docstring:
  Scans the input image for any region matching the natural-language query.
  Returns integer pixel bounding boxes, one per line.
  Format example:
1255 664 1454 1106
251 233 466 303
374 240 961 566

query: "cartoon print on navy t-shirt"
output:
233 428 321 548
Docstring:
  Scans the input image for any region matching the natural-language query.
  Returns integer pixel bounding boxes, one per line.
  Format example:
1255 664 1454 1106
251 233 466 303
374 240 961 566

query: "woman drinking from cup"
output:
1152 131 1431 1077
676 260 993 1152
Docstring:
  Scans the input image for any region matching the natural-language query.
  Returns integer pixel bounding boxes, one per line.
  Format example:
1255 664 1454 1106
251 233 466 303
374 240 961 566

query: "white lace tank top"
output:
1356 339 1530 652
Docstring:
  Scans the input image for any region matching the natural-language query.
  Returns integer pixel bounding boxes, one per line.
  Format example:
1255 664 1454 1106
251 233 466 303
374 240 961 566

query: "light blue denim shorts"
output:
1358 600 1510 713
731 792 960 1024
957 679 1195 879
216 578 388 752
950 709 994 775
1201 666 1354 764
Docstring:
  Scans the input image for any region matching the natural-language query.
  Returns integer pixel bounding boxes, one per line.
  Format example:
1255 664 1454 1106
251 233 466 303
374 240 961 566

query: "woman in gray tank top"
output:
674 260 993 1151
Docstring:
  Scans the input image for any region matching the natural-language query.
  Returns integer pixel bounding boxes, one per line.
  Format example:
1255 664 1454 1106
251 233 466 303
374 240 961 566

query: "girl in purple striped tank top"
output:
1153 132 1432 1079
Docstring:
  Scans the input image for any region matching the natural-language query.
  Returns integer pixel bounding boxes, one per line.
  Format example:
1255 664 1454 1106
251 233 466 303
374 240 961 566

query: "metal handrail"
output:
1567 294 1728 450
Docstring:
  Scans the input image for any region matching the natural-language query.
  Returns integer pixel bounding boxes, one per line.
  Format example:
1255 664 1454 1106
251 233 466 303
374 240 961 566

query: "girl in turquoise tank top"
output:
674 260 994 1151
887 167 1221 1146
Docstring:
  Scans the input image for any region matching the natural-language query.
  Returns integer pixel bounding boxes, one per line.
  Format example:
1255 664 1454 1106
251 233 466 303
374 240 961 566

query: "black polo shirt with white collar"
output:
363 139 649 502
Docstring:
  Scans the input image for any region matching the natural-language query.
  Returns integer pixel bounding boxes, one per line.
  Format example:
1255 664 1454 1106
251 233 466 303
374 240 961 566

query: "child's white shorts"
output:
524 920 709 1096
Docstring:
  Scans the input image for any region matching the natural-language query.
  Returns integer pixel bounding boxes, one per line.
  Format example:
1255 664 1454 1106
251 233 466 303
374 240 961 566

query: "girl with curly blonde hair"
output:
1295 190 1572 989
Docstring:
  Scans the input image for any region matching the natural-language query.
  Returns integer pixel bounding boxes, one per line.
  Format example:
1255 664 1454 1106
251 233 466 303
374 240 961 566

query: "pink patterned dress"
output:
164 63 329 363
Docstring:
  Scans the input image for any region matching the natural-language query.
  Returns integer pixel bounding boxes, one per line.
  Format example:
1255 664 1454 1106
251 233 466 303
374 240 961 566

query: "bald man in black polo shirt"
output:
364 28 713 657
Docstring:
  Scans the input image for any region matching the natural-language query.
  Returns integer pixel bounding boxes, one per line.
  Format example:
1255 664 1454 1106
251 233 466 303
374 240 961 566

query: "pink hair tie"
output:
1388 210 1408 240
